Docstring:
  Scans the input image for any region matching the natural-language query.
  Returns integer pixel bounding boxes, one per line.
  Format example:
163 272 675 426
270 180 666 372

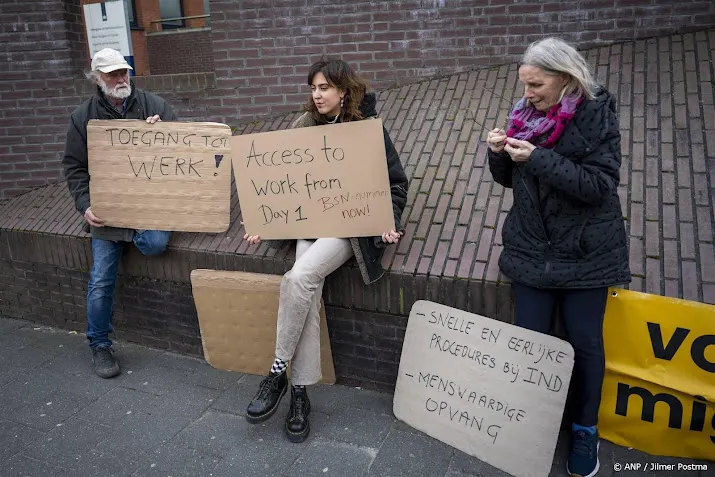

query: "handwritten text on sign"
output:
87 119 231 233
393 301 574 477
230 118 394 239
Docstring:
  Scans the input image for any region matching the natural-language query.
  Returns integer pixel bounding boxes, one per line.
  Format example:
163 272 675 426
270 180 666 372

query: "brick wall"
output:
146 28 215 75
0 0 87 199
207 0 715 119
0 233 409 391
63 0 86 74
2 0 715 200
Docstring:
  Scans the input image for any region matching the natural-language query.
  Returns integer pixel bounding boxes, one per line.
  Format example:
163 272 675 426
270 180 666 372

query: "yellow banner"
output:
599 288 715 460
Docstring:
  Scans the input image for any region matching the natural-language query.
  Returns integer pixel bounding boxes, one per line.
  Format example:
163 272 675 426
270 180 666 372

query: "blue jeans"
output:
86 230 170 349
512 282 608 427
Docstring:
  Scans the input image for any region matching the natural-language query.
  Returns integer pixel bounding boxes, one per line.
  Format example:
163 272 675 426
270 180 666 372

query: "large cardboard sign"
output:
230 118 394 239
87 119 231 232
190 269 335 384
599 288 715 460
394 301 574 477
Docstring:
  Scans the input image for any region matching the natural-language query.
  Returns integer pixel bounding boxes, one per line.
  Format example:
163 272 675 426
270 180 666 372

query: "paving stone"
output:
149 383 220 421
448 450 510 477
0 368 25 387
180 363 243 391
0 317 27 334
40 344 98 376
2 453 70 477
169 409 252 458
367 429 454 477
110 343 164 373
285 439 375 477
0 342 61 370
78 387 159 426
12 327 87 352
67 451 141 477
5 388 91 432
210 439 303 477
317 406 395 448
0 420 46 463
0 327 36 351
22 416 111 469
309 383 394 416
0 368 62 403
133 443 220 477
94 409 194 463
391 418 432 439
150 351 205 373
38 367 120 401
118 362 193 396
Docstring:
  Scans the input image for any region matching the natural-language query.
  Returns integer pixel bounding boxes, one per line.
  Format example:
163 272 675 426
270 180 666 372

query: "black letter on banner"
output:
615 383 683 429
647 322 690 361
690 335 715 373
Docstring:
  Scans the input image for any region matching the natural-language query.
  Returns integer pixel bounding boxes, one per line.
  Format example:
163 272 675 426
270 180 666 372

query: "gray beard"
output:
99 79 131 100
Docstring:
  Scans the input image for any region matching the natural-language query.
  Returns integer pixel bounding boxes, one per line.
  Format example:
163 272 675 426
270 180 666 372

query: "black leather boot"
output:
245 371 287 424
285 385 311 443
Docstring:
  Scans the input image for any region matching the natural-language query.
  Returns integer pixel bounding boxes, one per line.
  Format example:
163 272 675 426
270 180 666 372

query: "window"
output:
160 0 184 29
124 0 138 28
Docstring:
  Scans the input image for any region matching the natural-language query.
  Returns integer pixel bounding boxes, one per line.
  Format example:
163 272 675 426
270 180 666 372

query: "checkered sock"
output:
270 357 287 375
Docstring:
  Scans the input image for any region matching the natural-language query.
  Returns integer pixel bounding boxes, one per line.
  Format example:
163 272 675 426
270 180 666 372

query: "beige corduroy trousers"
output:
275 238 353 386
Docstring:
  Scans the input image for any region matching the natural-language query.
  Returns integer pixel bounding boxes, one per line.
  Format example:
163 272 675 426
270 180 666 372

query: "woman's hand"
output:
487 128 507 153
241 222 261 244
381 230 402 244
504 137 536 162
244 234 261 245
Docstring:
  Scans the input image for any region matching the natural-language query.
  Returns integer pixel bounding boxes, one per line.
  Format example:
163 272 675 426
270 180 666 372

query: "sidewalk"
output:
0 316 711 477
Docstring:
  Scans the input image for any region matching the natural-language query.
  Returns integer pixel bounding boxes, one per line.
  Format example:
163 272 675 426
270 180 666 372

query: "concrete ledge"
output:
0 178 514 391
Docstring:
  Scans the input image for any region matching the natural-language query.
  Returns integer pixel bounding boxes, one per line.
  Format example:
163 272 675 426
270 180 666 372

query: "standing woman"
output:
243 59 409 443
487 38 630 477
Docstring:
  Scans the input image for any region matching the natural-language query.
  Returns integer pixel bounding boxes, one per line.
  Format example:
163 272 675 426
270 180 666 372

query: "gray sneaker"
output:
92 347 120 378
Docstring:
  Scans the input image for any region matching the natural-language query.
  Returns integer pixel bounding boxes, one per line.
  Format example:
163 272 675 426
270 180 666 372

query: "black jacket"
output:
62 82 177 241
488 88 631 289
269 92 409 285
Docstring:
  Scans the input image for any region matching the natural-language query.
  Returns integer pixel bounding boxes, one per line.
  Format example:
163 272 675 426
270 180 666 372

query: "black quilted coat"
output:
488 88 631 289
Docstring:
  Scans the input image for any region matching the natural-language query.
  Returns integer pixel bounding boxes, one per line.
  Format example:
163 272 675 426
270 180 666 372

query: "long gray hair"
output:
521 37 597 100
85 71 101 84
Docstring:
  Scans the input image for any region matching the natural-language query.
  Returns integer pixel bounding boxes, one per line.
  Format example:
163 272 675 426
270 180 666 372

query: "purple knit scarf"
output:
506 92 583 148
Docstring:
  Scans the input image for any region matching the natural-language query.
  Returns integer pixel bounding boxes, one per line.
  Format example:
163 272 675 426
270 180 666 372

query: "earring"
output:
340 98 344 108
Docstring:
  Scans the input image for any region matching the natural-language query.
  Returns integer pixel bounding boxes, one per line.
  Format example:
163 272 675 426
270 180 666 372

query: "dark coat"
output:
267 92 409 285
62 82 177 242
488 88 631 289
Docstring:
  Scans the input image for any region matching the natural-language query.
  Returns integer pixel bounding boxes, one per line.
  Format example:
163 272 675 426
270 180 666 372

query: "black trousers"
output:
512 281 609 427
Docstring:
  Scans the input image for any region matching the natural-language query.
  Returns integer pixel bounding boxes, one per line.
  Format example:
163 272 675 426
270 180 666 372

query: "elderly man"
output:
62 48 177 378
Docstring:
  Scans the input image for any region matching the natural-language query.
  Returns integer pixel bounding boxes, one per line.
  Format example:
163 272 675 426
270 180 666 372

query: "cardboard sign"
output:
190 269 335 384
394 301 574 477
230 118 394 239
599 288 715 460
87 119 231 232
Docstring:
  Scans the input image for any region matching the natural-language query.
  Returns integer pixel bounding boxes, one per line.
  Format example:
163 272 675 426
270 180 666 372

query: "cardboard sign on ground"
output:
599 288 715 461
190 269 335 384
230 118 394 239
393 301 574 477
87 119 231 232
